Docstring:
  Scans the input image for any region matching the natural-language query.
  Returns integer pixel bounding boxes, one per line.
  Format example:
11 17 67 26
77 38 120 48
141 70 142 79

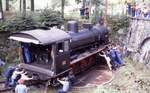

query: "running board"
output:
18 63 54 77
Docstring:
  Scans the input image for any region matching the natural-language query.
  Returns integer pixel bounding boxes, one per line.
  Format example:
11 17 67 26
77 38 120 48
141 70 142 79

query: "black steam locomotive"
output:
9 20 109 85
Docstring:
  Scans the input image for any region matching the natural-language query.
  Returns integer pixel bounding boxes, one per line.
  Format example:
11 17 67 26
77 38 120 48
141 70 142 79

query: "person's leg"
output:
58 89 65 93
115 52 125 66
10 78 15 87
5 77 10 88
110 59 117 70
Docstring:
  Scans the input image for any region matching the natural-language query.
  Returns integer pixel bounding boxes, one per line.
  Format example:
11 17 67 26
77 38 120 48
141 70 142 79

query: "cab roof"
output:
9 28 71 45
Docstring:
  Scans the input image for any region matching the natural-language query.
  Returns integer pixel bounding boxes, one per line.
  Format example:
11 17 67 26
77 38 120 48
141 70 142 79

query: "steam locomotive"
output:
9 20 109 85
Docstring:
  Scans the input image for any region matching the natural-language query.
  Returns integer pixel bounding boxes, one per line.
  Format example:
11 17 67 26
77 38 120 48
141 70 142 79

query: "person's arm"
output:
99 53 104 56
25 76 33 80
15 86 18 93
57 78 65 85
21 74 33 80
99 52 105 57
16 70 24 74
25 86 28 93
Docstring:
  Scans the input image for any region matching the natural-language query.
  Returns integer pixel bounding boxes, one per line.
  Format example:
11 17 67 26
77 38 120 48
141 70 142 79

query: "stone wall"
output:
127 18 150 67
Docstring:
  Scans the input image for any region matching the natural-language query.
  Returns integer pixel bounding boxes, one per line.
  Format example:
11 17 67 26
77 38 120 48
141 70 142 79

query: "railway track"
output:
0 80 13 93
0 79 47 93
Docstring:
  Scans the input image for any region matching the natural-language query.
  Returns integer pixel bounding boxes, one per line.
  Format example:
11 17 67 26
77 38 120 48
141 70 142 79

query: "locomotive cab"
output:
9 28 71 79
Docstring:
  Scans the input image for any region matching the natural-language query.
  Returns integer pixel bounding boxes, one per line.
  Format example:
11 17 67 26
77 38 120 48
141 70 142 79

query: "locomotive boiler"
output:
9 20 109 86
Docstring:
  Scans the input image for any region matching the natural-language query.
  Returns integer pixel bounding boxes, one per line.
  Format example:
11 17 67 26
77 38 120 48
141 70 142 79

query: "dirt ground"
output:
68 57 150 93
91 57 150 93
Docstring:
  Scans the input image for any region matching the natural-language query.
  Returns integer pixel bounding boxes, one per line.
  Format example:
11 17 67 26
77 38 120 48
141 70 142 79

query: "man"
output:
4 66 15 88
0 59 5 76
127 3 132 16
99 51 112 70
57 77 70 93
107 44 119 70
115 46 125 66
80 6 85 18
15 79 28 93
0 59 5 66
108 44 125 70
68 71 76 85
10 68 24 87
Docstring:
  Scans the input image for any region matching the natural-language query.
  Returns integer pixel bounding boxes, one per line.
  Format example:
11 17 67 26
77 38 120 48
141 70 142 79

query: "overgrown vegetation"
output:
39 9 64 28
108 16 129 32
0 9 64 32
107 16 129 43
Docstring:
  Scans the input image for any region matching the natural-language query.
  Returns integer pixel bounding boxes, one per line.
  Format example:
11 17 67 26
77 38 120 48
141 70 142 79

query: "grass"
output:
102 57 150 93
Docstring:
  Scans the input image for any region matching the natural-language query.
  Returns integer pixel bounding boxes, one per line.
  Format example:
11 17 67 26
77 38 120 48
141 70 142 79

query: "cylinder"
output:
67 21 78 33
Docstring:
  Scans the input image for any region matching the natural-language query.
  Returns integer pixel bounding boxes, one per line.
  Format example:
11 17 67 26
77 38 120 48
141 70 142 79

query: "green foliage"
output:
38 9 64 28
75 0 82 4
108 16 129 32
0 9 64 32
51 0 69 9
0 15 38 32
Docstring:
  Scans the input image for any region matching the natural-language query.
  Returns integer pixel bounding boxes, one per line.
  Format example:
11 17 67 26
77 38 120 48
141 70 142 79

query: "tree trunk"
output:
83 0 86 7
104 0 108 25
0 0 4 20
89 0 92 22
20 0 22 11
6 0 9 11
95 0 99 22
61 0 65 18
31 0 34 11
22 0 26 17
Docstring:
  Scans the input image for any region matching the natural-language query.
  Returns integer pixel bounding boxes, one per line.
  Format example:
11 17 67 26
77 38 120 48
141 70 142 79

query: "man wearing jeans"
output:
57 77 70 93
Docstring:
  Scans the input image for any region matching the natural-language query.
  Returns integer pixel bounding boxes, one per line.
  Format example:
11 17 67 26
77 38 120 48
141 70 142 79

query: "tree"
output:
6 0 9 11
22 0 26 17
0 0 4 20
51 0 68 18
31 0 34 11
20 0 22 11
61 0 65 18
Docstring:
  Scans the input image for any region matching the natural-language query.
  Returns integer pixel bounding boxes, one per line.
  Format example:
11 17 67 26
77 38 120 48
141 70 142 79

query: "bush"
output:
108 16 129 32
0 9 64 32
1 16 38 32
39 9 64 28
107 16 129 43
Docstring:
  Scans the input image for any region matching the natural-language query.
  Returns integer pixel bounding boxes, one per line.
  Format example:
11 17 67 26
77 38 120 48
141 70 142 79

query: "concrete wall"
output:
127 18 150 67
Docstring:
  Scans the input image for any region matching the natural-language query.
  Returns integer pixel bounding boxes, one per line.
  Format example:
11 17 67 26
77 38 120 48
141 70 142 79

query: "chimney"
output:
67 21 78 33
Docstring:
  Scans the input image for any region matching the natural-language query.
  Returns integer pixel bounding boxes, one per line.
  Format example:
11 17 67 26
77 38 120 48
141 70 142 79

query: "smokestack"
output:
67 21 78 33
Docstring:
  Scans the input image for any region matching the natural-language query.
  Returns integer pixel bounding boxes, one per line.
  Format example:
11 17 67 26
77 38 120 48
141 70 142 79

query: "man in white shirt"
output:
15 79 28 93
99 51 112 70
